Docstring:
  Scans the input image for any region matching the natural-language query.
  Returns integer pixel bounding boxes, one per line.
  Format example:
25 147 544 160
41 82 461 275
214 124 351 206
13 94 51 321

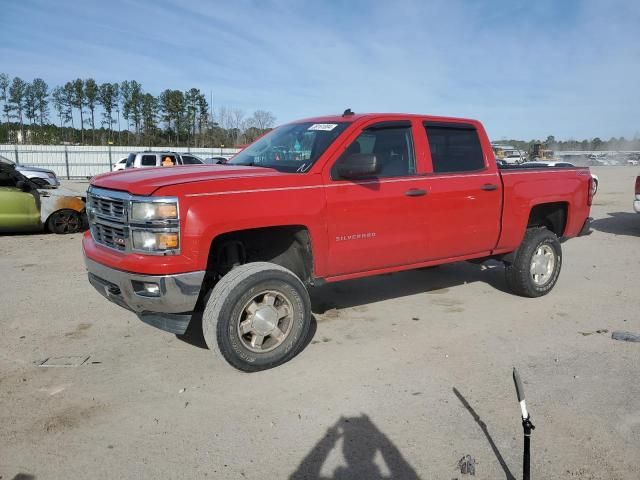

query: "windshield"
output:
229 122 349 173
0 155 15 165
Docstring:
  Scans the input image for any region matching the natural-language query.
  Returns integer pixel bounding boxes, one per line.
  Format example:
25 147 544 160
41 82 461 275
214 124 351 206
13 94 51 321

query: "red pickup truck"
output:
83 112 594 371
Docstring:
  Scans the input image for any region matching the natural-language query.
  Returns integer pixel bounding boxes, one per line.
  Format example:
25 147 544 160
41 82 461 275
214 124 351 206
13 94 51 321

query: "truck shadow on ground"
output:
289 414 421 480
177 261 505 350
310 261 508 314
453 387 516 480
591 211 640 237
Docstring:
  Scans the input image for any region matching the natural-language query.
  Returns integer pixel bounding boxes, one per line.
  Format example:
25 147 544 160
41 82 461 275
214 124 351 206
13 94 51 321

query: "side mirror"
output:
336 153 379 179
16 180 31 192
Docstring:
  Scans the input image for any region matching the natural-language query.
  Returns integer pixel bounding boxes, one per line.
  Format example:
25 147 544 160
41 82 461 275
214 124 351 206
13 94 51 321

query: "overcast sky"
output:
1 0 639 140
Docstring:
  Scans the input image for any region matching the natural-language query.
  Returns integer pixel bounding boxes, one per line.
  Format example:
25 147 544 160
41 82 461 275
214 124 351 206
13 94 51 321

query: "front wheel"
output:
47 209 82 234
202 262 312 372
505 228 562 297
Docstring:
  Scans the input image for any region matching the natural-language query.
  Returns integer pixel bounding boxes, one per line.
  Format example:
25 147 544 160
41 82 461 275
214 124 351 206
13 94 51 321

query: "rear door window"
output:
181 155 202 165
424 122 485 173
141 155 157 166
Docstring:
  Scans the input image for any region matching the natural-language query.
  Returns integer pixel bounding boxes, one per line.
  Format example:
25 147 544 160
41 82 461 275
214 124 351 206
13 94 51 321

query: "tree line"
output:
0 73 276 147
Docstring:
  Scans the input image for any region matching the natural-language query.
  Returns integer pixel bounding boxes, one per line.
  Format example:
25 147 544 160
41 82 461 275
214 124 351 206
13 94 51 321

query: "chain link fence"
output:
0 145 241 179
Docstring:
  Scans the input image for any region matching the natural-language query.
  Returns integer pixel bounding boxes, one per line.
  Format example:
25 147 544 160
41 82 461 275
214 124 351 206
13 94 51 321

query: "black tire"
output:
202 262 311 372
505 228 562 298
46 209 82 234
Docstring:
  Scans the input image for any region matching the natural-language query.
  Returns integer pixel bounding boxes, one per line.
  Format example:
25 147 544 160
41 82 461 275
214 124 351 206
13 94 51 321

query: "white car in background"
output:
120 151 205 169
503 150 526 164
112 157 128 171
520 161 599 195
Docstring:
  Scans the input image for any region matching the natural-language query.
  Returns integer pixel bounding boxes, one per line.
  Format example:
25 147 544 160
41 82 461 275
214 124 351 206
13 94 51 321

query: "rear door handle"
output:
405 188 427 197
480 183 498 191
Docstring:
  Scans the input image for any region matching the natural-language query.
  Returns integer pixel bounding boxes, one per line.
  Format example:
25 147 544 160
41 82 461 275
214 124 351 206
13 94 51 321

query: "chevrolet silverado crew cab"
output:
83 112 594 371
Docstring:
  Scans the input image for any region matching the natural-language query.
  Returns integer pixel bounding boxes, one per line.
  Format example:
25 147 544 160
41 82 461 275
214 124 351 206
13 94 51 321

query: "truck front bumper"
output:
85 257 205 335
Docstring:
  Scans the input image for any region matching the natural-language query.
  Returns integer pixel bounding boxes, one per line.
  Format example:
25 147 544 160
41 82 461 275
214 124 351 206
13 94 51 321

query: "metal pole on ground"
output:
64 145 70 180
108 144 113 172
513 368 535 480
14 145 19 165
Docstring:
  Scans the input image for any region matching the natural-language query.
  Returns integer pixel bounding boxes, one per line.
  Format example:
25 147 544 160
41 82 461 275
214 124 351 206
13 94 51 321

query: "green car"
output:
0 162 86 234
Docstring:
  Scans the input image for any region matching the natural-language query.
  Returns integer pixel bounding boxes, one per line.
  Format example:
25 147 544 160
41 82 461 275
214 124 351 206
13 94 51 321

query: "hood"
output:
38 186 85 199
17 165 56 175
91 164 282 196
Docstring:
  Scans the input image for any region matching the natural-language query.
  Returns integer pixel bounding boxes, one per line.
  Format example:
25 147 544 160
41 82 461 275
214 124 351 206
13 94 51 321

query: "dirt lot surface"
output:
1 167 639 479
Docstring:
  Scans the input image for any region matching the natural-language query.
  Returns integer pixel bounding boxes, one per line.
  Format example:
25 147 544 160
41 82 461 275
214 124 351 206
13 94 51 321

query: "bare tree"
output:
250 110 276 130
230 108 245 145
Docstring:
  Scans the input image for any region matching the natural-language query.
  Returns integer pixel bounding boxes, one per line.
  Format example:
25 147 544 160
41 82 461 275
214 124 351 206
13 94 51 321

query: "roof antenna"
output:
342 108 354 117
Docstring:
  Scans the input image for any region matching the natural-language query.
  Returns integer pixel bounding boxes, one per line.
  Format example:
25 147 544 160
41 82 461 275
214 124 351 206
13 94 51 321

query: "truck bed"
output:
496 166 592 253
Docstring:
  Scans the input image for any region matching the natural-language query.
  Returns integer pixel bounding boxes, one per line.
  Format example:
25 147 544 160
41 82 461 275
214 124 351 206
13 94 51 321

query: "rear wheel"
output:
47 209 82 234
202 262 311 372
505 228 562 297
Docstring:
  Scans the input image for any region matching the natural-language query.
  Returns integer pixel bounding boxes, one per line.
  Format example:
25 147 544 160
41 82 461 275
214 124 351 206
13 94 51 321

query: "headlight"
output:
132 230 179 252
130 202 178 222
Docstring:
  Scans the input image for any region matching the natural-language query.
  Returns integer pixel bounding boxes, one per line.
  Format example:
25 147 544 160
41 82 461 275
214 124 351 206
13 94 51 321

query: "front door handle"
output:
405 188 427 197
480 183 498 191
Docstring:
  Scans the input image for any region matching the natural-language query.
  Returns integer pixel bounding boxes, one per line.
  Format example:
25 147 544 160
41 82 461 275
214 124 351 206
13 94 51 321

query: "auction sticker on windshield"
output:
308 123 338 131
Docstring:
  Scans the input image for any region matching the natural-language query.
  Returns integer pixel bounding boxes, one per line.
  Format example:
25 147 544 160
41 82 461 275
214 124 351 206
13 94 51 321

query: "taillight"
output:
587 177 594 206
635 176 640 195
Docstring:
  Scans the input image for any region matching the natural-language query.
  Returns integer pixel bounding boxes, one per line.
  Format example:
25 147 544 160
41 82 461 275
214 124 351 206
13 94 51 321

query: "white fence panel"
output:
0 145 241 178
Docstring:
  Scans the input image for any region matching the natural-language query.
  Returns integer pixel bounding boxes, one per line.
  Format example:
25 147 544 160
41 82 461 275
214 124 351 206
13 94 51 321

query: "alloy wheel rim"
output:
530 244 556 286
54 213 78 233
237 290 294 353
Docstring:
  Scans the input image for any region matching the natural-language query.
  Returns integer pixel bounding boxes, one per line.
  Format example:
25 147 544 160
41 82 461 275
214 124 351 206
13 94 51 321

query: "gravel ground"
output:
1 166 639 479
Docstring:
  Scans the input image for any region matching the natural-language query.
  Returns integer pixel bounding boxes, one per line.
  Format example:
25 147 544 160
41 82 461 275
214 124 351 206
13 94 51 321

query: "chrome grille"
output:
91 223 127 251
88 188 129 251
91 196 125 222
